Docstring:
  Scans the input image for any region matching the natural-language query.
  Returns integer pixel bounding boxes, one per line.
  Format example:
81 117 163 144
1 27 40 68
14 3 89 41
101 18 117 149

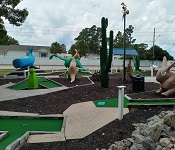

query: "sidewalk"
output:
0 83 68 101
144 76 158 83
27 102 129 143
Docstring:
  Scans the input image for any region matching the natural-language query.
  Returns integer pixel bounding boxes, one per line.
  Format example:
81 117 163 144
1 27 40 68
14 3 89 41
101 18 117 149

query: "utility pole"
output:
152 28 155 64
152 28 161 65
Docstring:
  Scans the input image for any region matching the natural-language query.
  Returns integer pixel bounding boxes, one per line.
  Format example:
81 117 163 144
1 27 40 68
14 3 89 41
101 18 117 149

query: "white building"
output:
0 45 72 58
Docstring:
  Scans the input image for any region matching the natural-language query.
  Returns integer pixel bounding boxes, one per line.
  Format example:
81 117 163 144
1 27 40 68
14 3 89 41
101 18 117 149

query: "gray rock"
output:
123 139 132 147
107 111 175 150
162 124 171 134
164 114 175 129
142 138 156 150
132 132 147 144
139 123 149 136
147 115 159 122
149 125 162 142
108 141 126 150
130 143 146 150
156 145 163 150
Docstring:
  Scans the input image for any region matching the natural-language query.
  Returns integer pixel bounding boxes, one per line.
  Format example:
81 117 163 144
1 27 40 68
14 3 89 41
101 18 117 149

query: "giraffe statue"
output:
68 49 80 83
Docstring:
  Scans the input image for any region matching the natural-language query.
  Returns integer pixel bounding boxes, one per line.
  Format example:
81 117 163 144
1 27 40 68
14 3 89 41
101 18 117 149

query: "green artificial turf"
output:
93 97 129 108
93 98 175 108
0 117 63 150
128 100 175 105
9 77 61 90
132 70 144 76
38 77 61 88
10 79 28 90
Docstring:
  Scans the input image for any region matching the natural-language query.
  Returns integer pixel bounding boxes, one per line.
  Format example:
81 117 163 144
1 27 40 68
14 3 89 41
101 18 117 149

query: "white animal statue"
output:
68 49 80 83
156 56 175 96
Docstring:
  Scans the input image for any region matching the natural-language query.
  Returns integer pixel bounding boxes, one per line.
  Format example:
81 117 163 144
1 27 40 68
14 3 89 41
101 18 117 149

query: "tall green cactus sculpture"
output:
100 17 113 88
134 44 140 71
135 55 140 71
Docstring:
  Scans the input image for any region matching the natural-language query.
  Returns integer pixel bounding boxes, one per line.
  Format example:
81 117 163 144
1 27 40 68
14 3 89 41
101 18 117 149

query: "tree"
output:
151 45 174 60
0 0 28 26
74 25 101 54
0 0 28 45
114 25 136 48
0 19 7 38
68 40 88 57
50 42 66 54
134 43 148 59
113 31 123 48
0 18 19 45
0 35 19 45
125 25 136 47
68 44 77 55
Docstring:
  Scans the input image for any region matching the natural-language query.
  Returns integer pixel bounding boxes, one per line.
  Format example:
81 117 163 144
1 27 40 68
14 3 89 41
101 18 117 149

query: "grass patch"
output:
0 116 63 150
93 97 129 108
9 77 61 90
128 100 175 105
0 69 15 76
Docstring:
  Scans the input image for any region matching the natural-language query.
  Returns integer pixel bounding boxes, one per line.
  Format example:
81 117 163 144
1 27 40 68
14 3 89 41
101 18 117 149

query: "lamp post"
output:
152 28 161 64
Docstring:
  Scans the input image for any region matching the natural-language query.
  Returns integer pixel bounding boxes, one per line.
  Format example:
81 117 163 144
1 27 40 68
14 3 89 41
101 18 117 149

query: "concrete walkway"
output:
27 102 129 143
0 83 68 101
144 76 159 83
63 101 128 140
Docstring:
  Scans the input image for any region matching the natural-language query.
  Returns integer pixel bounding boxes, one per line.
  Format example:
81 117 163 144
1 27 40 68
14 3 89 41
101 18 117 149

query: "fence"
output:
0 57 170 67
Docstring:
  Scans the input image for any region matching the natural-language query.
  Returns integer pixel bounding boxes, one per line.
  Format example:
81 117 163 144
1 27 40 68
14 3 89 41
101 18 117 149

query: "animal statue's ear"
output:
162 56 167 68
76 49 80 54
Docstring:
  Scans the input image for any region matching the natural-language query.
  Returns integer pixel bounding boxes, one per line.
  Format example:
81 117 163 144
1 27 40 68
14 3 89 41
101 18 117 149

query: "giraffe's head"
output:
74 49 80 60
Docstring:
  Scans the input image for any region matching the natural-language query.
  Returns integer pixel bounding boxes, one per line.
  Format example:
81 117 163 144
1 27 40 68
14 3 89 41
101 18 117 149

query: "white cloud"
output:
3 0 175 57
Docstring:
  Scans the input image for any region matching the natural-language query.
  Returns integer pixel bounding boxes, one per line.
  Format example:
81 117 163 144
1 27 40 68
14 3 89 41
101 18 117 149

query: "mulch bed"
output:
0 72 174 150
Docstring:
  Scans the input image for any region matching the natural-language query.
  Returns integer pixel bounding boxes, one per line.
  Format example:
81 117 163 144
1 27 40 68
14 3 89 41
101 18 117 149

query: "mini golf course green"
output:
94 97 129 108
9 77 61 90
93 97 175 108
0 116 63 150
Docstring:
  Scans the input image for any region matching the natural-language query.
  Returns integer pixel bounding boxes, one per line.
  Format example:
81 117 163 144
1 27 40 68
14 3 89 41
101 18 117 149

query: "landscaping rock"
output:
164 114 175 129
108 110 175 150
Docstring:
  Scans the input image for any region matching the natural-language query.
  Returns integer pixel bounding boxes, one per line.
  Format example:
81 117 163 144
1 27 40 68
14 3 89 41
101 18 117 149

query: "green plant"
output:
100 17 113 88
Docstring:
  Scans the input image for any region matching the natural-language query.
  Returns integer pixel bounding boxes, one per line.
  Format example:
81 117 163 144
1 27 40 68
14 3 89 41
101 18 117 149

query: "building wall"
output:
7 50 27 58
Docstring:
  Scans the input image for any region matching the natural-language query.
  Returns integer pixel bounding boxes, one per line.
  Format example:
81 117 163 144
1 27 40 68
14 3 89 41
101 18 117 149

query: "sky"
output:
3 0 175 57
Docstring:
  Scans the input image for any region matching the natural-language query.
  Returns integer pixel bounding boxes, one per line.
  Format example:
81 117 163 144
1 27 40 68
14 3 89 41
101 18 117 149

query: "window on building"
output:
40 52 48 58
